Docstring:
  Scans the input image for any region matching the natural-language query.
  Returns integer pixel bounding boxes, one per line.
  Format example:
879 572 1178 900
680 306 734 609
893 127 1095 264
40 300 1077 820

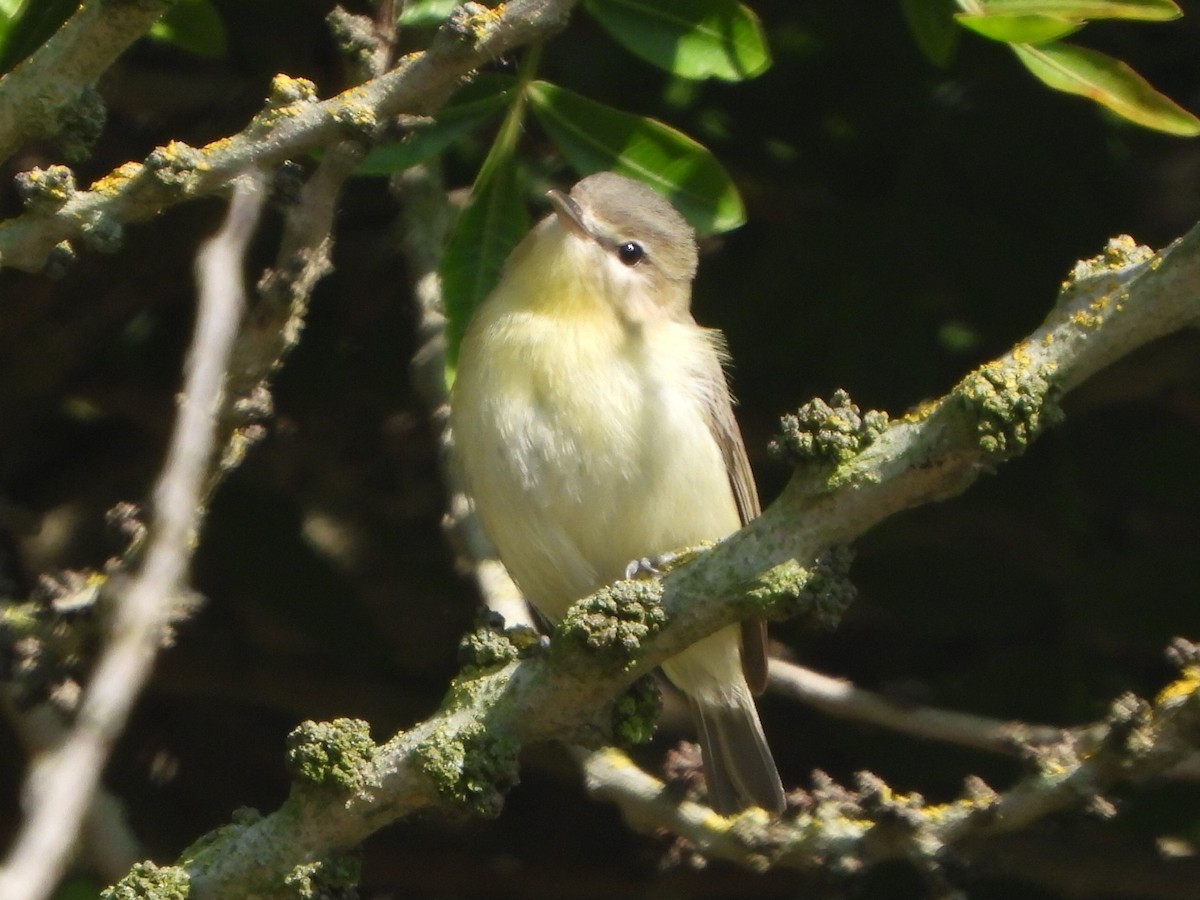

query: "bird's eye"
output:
616 241 645 266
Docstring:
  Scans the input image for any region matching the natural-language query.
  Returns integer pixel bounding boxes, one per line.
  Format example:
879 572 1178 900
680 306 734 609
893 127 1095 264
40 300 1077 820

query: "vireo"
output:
451 172 784 814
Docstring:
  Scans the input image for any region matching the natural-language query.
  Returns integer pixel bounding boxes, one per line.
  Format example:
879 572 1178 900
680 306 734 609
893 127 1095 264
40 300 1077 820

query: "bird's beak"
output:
547 189 590 240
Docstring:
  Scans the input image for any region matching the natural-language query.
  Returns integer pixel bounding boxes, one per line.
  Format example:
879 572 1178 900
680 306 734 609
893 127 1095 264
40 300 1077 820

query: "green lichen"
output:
957 359 1062 457
458 625 519 672
611 676 662 747
326 8 380 66
55 87 107 162
283 853 361 900
177 808 262 868
444 661 511 712
770 390 889 467
285 718 375 792
413 723 519 815
100 861 190 900
556 579 667 668
15 165 76 211
745 547 856 628
505 622 546 656
81 213 125 254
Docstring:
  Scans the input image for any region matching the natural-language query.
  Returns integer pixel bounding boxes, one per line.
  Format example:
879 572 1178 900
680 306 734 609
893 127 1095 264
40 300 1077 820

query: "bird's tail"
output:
662 627 785 814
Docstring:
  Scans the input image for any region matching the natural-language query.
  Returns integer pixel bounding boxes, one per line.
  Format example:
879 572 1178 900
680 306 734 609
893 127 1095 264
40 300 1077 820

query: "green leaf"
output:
148 0 228 58
582 0 770 82
357 81 513 176
0 0 73 72
956 13 1083 42
398 0 459 28
960 0 1179 20
902 0 961 67
526 81 744 233
441 151 531 368
1012 41 1200 135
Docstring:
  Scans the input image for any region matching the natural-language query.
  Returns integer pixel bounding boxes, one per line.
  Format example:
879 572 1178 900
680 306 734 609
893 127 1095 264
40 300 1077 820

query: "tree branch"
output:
0 0 171 163
579 668 1200 880
0 0 581 273
95 228 1200 897
393 164 532 628
0 174 264 900
768 659 1070 755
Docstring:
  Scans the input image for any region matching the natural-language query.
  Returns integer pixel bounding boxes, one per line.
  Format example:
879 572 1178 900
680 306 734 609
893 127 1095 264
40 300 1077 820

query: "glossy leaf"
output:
0 0 72 72
956 13 1082 42
1013 42 1200 135
357 80 513 176
440 151 530 368
527 81 744 233
962 0 1179 19
397 0 459 27
902 0 961 67
583 0 770 82
148 0 228 58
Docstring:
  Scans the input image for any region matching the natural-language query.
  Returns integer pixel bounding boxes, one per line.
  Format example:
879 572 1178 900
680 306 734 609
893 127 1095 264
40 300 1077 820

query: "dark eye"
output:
616 241 645 266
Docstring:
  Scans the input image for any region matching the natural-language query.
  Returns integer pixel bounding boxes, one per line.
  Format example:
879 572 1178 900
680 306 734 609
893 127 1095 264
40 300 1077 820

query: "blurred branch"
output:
770 658 1200 780
1 103 377 900
768 659 1071 755
0 0 171 163
0 174 265 900
393 165 532 628
0 699 140 884
0 0 581 273
213 142 367 490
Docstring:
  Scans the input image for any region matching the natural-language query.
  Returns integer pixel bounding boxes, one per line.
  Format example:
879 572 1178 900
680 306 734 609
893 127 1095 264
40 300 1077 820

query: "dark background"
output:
2 1 1200 897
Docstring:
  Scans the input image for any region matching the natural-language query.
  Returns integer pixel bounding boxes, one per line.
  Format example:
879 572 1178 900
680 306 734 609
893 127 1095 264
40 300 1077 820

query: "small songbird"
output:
451 172 784 814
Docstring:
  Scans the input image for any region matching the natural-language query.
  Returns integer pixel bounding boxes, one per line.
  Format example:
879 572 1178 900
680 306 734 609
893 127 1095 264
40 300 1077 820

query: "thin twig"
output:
0 175 264 900
769 659 1069 755
0 699 141 884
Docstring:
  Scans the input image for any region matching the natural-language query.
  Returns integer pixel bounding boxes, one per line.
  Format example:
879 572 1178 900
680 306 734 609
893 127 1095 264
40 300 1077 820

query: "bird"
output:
451 171 784 814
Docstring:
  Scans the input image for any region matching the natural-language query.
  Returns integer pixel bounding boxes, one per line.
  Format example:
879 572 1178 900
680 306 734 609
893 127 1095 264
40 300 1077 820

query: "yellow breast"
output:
453 269 740 619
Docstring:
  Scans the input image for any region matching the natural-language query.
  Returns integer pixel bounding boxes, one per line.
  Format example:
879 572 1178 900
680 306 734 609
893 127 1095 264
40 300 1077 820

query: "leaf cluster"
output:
904 0 1200 135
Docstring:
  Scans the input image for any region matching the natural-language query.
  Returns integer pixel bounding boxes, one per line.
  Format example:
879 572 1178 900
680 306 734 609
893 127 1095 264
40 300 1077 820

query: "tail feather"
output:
690 696 785 815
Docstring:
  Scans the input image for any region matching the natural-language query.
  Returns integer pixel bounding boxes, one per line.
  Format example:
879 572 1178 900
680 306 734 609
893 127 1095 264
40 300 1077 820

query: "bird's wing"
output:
699 344 770 695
